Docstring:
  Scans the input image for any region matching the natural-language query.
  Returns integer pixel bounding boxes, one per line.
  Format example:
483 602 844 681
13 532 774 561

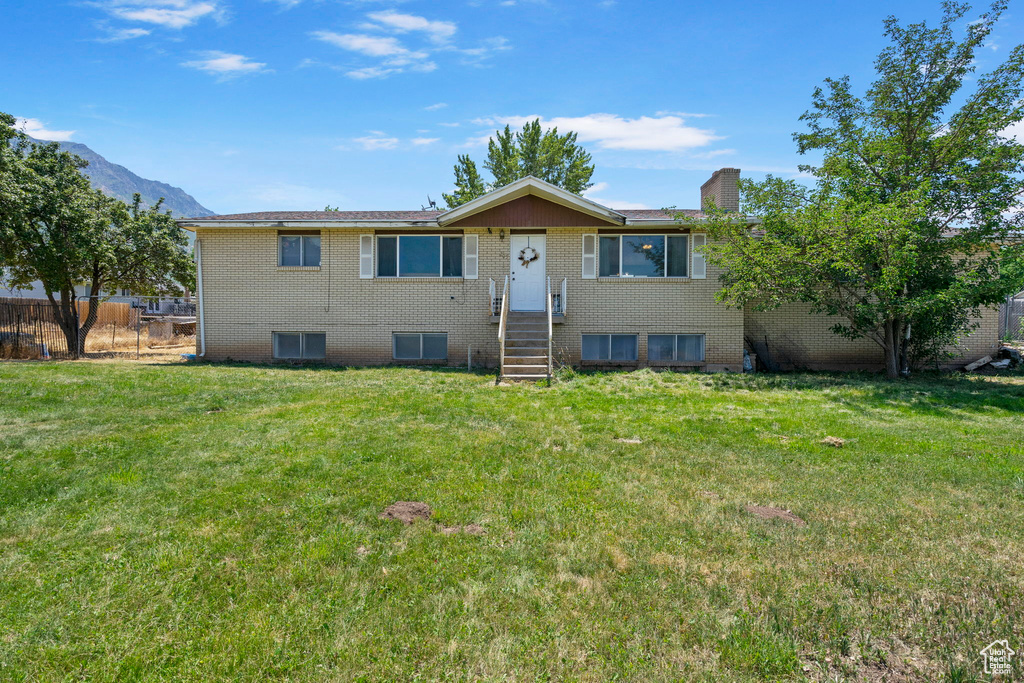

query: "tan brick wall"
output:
197 227 999 371
545 228 743 371
744 302 1000 370
196 227 744 369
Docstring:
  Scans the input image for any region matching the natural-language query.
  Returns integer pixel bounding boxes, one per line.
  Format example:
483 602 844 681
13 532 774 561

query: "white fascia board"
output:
623 219 687 227
624 218 762 227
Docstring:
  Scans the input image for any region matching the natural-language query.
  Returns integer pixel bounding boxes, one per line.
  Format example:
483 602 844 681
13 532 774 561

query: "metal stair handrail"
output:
497 275 509 378
546 276 553 380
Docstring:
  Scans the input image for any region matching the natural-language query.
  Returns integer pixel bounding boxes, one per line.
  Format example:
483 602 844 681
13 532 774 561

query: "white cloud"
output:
312 30 440 79
438 121 461 127
365 10 456 43
95 25 152 42
353 134 400 150
411 137 439 145
311 11 506 79
472 113 722 152
345 66 398 79
1001 119 1024 141
452 36 511 64
17 118 75 141
312 32 417 58
424 102 448 111
181 51 269 79
100 1 222 29
583 182 649 210
459 133 495 148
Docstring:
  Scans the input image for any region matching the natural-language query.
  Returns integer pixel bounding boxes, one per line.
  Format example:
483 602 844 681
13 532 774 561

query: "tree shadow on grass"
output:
704 370 1024 416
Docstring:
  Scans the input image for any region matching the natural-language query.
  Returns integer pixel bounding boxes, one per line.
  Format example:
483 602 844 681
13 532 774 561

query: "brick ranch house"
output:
177 169 999 377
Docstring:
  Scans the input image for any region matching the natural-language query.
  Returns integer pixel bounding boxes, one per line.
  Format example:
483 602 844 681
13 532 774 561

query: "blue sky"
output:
3 0 1019 215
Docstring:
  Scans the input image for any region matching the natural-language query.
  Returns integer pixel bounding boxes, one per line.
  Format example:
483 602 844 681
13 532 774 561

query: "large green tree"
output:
0 112 194 356
696 2 1024 378
443 119 595 208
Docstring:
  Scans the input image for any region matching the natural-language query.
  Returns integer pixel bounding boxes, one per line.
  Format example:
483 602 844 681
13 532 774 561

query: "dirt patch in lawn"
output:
820 436 845 447
614 437 643 444
381 503 485 535
380 501 432 524
744 504 807 526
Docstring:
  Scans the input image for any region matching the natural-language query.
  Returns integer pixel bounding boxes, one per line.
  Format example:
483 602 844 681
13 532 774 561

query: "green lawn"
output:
1 362 1023 682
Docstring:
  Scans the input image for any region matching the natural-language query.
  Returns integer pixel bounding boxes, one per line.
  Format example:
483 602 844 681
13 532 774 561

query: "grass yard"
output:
1 362 1023 682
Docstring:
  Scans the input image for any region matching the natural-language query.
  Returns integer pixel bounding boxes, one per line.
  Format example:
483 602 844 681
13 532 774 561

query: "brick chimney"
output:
700 168 740 212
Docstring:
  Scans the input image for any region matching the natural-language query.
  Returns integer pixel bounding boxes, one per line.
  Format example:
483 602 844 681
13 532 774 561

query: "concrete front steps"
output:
501 313 551 381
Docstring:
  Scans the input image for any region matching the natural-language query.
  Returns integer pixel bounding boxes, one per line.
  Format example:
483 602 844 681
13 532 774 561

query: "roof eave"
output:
177 219 442 229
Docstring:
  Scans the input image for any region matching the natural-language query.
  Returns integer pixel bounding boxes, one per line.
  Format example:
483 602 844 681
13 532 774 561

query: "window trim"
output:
598 233 689 279
580 333 639 363
272 331 326 361
278 234 321 268
392 332 449 361
647 333 706 363
376 234 464 279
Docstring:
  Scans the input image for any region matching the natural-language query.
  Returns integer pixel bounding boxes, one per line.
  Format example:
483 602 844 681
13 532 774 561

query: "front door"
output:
509 234 546 311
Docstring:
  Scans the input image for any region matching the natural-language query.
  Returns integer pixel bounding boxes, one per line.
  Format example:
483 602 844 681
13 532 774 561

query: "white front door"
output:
509 234 546 311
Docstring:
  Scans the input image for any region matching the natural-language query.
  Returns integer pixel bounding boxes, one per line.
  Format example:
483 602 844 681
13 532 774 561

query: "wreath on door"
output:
518 246 539 268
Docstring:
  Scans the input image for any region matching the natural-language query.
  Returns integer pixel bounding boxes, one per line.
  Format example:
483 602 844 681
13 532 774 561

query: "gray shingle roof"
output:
183 210 445 221
183 208 702 221
619 209 702 220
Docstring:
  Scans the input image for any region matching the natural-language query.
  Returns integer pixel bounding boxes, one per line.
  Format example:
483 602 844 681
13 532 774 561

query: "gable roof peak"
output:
438 176 626 226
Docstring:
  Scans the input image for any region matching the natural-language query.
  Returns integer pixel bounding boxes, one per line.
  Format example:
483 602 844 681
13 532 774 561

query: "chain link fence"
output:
1001 294 1024 342
0 295 196 361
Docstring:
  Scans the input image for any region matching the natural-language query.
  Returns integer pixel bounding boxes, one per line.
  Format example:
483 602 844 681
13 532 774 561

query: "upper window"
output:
279 234 321 267
273 332 326 360
581 334 638 362
599 234 688 278
648 334 705 362
377 235 462 278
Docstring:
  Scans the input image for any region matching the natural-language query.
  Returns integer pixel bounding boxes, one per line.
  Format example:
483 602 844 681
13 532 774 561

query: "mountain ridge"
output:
27 136 214 218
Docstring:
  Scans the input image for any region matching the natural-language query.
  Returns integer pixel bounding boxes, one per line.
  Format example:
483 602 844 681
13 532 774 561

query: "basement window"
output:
393 333 448 360
273 332 326 360
581 334 638 361
648 334 705 362
377 235 462 278
599 234 688 277
279 232 321 267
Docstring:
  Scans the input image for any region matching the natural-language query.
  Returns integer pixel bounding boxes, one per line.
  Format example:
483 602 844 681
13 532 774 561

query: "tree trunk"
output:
882 319 901 380
42 268 104 358
898 325 911 377
878 318 913 380
45 287 80 359
77 276 104 354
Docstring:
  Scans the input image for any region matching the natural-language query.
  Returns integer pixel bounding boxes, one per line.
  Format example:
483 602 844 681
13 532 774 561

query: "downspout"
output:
196 238 206 357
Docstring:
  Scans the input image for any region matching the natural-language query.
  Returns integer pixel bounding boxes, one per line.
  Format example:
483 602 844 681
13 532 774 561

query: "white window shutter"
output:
359 235 374 279
582 234 597 279
463 234 478 279
692 233 707 279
